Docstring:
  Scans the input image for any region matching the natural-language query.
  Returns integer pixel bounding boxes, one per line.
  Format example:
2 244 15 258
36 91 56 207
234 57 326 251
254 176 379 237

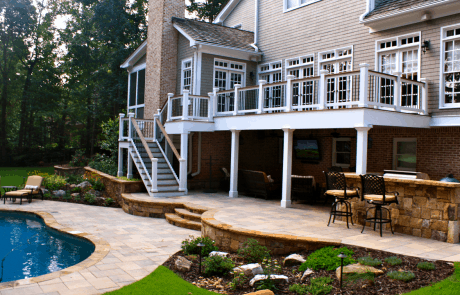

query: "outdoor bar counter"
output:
344 173 460 243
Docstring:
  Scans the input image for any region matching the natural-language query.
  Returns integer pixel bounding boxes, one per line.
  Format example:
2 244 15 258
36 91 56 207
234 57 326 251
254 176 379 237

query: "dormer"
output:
361 0 460 32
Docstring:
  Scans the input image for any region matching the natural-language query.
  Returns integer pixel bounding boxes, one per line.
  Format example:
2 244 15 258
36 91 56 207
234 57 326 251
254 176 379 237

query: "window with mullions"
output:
441 24 460 108
181 59 192 93
259 61 284 111
393 138 416 171
214 59 246 113
128 68 145 118
284 0 321 12
332 138 351 168
286 55 315 109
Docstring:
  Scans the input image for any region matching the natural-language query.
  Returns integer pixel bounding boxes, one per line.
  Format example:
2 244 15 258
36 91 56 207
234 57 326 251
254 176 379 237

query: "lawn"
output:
104 265 217 295
0 167 55 188
405 262 460 295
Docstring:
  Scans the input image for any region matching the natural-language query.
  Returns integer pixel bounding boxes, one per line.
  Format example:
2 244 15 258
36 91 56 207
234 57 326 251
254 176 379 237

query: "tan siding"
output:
257 0 460 115
201 53 258 96
223 0 255 32
176 34 195 95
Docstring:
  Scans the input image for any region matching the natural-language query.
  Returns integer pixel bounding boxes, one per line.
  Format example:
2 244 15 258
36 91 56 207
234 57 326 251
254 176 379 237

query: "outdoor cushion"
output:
325 189 358 197
5 189 41 197
25 176 43 189
25 185 39 190
363 193 397 202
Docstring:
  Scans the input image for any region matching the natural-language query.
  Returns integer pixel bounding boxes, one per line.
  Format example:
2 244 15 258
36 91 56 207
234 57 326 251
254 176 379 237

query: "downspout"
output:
187 132 194 175
191 132 202 177
254 0 259 48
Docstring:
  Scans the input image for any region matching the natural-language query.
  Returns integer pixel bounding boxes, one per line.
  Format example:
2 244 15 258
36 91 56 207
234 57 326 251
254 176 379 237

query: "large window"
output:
441 24 460 108
286 55 315 109
181 58 193 93
259 61 284 110
393 138 417 171
128 67 145 119
332 138 351 168
214 58 246 112
284 0 321 12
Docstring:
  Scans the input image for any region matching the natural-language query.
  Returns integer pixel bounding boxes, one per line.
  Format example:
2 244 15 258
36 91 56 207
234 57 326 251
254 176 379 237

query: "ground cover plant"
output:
298 246 355 271
385 256 402 266
417 262 436 270
358 256 382 267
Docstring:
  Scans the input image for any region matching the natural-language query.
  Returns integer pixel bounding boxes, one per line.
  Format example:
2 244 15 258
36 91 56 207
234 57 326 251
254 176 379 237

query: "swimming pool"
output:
0 211 95 283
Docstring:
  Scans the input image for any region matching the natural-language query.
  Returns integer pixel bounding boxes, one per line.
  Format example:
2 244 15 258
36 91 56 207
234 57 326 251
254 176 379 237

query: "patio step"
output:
165 213 201 231
174 208 202 222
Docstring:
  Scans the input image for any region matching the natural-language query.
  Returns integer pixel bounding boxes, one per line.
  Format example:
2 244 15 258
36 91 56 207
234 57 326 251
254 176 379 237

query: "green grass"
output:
104 265 218 295
0 167 54 188
405 262 460 295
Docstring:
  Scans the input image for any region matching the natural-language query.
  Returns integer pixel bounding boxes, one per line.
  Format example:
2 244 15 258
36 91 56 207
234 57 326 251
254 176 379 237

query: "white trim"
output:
173 24 197 46
285 54 315 79
439 23 460 109
430 115 460 126
332 137 351 168
213 58 247 91
214 0 239 24
181 58 193 95
283 0 321 13
127 68 146 111
196 51 202 95
196 41 262 54
120 40 147 69
318 46 354 74
393 138 417 172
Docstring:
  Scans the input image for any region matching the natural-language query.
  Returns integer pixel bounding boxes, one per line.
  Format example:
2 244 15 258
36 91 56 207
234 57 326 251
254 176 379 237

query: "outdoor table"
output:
2 186 17 204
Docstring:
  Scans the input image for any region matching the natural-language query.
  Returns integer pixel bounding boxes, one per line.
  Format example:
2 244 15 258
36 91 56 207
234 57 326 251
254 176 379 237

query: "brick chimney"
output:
144 0 185 118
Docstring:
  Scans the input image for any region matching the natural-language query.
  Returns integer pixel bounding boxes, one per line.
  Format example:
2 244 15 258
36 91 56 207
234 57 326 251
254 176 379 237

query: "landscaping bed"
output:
162 237 454 295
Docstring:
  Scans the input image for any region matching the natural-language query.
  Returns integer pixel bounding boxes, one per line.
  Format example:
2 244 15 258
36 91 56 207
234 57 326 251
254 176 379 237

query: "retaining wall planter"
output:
54 165 86 177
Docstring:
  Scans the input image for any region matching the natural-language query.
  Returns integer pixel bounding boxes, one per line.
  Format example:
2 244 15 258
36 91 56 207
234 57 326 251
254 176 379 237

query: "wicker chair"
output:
324 171 359 228
360 174 399 237
4 176 44 205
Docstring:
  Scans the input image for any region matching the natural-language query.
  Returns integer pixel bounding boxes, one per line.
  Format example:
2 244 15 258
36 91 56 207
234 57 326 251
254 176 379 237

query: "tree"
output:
187 0 229 23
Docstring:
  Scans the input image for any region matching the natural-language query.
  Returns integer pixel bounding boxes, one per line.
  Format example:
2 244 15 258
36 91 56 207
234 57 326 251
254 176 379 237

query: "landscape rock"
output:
88 189 101 197
41 188 49 195
77 181 92 189
233 263 263 277
71 193 80 198
301 268 314 281
209 251 230 257
53 190 65 197
70 184 76 189
175 256 192 272
283 254 306 266
249 274 289 287
336 263 384 280
244 290 275 295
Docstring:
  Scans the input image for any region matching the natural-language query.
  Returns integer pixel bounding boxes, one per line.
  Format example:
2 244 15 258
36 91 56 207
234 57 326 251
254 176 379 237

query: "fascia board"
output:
173 24 197 47
120 40 147 68
214 0 240 24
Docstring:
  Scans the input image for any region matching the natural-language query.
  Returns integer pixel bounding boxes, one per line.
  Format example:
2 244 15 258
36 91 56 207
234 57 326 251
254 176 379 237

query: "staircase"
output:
165 207 206 231
129 140 186 198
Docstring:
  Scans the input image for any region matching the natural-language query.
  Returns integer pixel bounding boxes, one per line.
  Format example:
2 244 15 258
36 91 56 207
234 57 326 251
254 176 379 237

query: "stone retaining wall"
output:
54 165 86 177
344 174 460 243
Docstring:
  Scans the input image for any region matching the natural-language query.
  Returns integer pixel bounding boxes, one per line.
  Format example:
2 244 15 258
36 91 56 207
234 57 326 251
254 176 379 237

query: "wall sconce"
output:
421 40 430 54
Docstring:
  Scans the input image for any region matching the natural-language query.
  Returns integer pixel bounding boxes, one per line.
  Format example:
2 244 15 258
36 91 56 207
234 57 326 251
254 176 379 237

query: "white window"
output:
181 58 192 93
284 0 321 12
332 138 351 168
286 55 316 109
214 58 246 112
441 24 460 108
128 66 145 119
376 33 421 107
393 138 417 171
259 61 284 110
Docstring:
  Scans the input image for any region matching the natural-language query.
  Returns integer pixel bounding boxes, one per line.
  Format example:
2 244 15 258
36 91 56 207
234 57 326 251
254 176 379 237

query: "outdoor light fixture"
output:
338 252 347 290
421 40 430 54
197 242 205 274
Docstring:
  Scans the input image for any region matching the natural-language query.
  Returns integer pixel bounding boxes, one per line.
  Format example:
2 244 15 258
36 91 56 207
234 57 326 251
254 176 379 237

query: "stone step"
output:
152 191 186 198
174 208 202 222
165 213 201 231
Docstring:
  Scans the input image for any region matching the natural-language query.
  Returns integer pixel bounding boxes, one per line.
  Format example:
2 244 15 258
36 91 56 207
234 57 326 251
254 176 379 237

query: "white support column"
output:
167 93 174 121
117 147 124 177
355 126 372 175
229 129 240 198
420 78 428 115
179 132 189 193
318 70 329 110
213 87 219 117
285 75 295 112
153 110 160 141
359 64 369 108
208 92 214 121
127 112 135 138
127 148 133 179
257 80 266 114
393 71 402 111
234 84 241 116
281 128 294 208
118 113 125 141
151 158 158 192
182 90 189 120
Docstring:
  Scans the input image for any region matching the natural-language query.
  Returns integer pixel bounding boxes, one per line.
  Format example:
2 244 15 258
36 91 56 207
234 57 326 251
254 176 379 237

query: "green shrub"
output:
289 284 308 295
289 277 333 295
84 192 96 204
299 247 355 271
181 236 218 257
257 257 282 291
69 149 89 167
202 255 234 277
105 198 114 206
71 187 82 193
43 193 51 199
387 271 415 282
87 178 105 191
43 174 67 191
51 194 60 199
385 256 402 266
66 174 84 185
237 238 270 263
74 195 81 202
63 193 72 200
88 153 118 176
417 262 436 270
228 271 248 290
358 256 382 267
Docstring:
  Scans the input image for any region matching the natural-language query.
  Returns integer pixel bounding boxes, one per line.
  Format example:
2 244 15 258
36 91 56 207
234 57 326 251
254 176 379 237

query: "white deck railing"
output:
159 63 428 123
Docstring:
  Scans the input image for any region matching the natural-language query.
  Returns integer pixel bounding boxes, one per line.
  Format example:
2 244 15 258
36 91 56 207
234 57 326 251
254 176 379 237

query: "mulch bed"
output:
163 245 454 295
43 195 121 208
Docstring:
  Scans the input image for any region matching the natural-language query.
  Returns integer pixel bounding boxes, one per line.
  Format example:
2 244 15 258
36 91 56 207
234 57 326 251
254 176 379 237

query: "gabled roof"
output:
172 17 255 52
364 0 451 21
120 39 147 69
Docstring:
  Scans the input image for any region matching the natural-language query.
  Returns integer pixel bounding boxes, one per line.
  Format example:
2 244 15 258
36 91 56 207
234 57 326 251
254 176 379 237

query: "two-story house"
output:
118 0 460 208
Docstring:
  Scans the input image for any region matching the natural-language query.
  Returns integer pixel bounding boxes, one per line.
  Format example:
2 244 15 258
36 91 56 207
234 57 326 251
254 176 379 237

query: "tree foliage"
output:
187 0 229 23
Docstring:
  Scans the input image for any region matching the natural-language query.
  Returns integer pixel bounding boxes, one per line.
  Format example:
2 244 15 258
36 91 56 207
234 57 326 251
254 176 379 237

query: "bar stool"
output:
324 171 359 228
360 174 399 237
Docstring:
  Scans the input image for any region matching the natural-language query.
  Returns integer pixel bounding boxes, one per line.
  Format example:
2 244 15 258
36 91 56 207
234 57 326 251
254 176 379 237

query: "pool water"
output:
0 211 95 283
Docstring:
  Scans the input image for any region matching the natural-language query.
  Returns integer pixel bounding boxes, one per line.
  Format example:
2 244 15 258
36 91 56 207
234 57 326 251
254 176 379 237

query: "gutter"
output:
191 132 202 177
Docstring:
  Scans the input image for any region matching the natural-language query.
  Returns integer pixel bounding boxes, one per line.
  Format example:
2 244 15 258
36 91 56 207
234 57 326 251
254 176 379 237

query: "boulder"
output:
88 189 102 197
233 263 264 277
249 274 288 287
283 254 306 266
71 193 80 198
336 263 384 280
301 268 314 281
175 256 192 272
209 251 230 257
77 181 92 189
53 190 65 197
70 184 76 189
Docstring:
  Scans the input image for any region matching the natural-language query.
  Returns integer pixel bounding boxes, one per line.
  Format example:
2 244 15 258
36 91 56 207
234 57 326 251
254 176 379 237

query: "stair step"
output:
152 191 186 198
174 208 202 222
158 179 178 185
165 213 201 231
140 152 164 158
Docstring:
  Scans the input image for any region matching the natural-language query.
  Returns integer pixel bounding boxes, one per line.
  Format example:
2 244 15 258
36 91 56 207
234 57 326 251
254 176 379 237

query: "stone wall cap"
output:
344 173 460 188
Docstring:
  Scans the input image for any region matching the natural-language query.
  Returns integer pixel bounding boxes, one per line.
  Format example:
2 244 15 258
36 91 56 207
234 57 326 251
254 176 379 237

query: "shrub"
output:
257 257 282 291
237 238 270 263
90 179 105 191
417 261 436 270
43 174 67 191
384 256 402 266
289 277 333 295
181 235 218 257
69 149 88 167
228 271 248 290
88 153 118 176
43 192 51 199
299 247 355 271
289 284 308 295
202 255 234 277
105 198 114 206
66 174 84 185
358 256 382 267
74 195 81 202
71 187 82 193
387 271 415 282
84 192 96 204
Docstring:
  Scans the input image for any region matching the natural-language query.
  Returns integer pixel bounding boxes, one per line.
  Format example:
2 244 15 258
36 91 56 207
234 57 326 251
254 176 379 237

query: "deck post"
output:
285 75 295 112
151 158 158 193
127 148 133 179
257 80 267 114
393 71 402 111
281 128 294 208
234 84 241 116
167 93 174 121
119 113 125 141
182 90 190 120
208 92 214 121
117 147 124 177
318 70 329 110
359 64 369 108
213 87 219 117
355 125 372 175
127 112 135 138
179 132 189 193
420 78 428 115
229 129 240 198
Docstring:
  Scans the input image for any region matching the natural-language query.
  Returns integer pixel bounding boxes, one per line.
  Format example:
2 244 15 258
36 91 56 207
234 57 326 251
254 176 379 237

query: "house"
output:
118 0 460 207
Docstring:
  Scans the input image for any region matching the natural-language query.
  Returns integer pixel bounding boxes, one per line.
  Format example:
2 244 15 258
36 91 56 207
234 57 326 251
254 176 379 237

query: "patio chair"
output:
4 175 44 205
360 174 399 237
324 171 359 229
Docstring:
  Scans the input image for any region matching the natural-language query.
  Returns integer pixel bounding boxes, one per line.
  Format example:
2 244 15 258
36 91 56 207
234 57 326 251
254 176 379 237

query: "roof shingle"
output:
172 17 255 52
365 0 446 20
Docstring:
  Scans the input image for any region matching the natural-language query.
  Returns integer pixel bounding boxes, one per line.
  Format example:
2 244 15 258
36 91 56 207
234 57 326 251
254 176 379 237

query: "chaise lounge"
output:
4 175 44 205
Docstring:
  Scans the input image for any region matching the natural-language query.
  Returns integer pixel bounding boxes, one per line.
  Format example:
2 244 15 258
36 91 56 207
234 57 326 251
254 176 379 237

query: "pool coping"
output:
0 208 110 290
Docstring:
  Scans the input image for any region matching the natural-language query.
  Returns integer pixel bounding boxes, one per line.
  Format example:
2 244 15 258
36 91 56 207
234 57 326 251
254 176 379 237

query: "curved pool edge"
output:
0 208 111 290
